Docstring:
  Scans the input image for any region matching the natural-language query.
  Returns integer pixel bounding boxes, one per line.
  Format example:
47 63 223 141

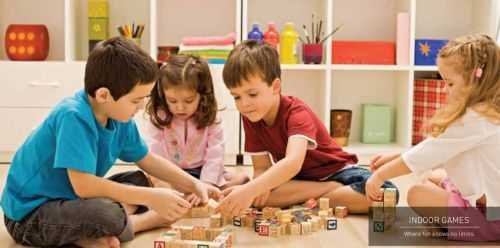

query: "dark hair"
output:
223 40 281 88
85 37 159 100
146 55 218 129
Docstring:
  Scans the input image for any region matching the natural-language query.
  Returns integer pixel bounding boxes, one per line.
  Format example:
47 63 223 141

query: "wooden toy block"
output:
319 198 330 210
254 218 263 233
222 214 233 226
326 217 337 230
300 222 311 235
289 222 301 235
209 214 222 228
280 224 287 236
269 224 280 237
371 201 384 208
258 222 270 236
328 208 334 217
179 226 194 240
384 207 397 228
384 187 397 198
154 240 166 248
279 213 293 223
372 206 385 222
318 210 329 218
292 210 307 223
181 240 222 248
191 205 210 218
162 230 181 240
244 215 255 227
335 206 348 218
192 226 207 241
262 207 279 219
157 226 232 248
232 216 242 227
383 188 397 207
311 217 320 232
206 228 223 241
373 221 385 232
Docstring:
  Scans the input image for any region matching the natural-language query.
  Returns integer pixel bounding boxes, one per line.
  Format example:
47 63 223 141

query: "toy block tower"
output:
88 0 109 52
371 187 398 232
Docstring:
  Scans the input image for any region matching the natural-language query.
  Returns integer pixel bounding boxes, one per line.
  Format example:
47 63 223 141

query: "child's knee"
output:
407 183 427 207
81 198 129 237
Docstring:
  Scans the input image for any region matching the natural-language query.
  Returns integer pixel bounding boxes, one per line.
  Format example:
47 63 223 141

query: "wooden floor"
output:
0 165 494 248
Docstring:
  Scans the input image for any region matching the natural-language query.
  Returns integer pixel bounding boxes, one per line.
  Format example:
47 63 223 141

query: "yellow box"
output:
88 0 108 18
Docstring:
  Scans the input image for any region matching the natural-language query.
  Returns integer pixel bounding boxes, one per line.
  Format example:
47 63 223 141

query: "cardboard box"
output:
332 41 395 64
361 104 394 144
414 39 448 65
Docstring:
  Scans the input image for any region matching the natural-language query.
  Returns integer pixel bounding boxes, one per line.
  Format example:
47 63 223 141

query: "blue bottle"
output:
247 23 264 42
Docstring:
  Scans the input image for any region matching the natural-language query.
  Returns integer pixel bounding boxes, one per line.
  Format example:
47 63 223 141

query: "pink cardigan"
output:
144 116 226 186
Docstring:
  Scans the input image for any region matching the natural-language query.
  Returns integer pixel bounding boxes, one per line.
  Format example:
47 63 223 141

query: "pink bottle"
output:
263 22 280 50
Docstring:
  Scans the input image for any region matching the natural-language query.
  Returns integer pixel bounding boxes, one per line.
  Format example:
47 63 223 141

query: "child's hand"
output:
365 173 384 201
148 188 191 221
192 181 221 204
253 190 271 208
185 193 201 206
370 153 400 171
217 185 255 216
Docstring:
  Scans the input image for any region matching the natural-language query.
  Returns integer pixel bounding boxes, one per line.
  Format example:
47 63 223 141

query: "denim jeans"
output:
324 166 400 203
4 170 151 247
183 167 202 179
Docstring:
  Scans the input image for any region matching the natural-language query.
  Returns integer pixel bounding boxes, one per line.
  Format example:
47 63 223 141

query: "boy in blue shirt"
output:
1 37 219 248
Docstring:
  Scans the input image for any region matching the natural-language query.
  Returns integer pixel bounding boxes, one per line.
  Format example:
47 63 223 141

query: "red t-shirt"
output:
243 95 358 180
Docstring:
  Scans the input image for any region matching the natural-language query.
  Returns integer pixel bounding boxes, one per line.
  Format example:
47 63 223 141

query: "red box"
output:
412 79 447 145
5 24 49 61
332 41 395 64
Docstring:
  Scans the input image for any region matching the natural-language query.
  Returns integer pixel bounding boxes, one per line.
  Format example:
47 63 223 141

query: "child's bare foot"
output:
75 236 120 248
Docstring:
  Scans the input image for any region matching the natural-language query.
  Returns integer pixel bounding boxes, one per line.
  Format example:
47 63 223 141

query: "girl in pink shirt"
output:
145 55 248 198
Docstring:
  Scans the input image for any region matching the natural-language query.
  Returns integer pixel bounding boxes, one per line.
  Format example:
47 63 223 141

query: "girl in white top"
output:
366 34 500 241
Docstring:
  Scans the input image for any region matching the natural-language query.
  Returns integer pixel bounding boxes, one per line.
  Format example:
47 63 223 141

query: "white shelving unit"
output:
0 0 498 165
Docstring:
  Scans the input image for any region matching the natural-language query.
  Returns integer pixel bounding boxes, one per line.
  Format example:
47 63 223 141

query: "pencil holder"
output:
330 109 352 146
302 43 323 64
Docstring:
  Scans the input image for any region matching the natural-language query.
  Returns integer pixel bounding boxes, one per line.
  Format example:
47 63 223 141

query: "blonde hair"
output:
427 34 500 136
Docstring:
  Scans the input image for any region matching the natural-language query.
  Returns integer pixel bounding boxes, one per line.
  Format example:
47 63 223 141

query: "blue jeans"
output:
4 170 151 247
183 167 202 179
324 166 400 203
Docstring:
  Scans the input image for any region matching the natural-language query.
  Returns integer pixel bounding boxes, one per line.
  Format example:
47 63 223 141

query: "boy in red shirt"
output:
217 40 398 216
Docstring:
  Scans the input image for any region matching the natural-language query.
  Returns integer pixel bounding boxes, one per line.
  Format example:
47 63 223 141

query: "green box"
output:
361 104 393 144
88 0 108 18
88 18 108 40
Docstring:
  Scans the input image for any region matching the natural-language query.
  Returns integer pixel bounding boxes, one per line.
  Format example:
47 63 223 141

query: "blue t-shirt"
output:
1 90 148 221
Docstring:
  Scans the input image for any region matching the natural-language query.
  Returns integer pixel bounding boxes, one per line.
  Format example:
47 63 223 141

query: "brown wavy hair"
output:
146 55 218 129
427 34 500 136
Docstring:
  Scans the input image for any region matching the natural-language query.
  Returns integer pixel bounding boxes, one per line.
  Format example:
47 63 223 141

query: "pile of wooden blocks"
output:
154 226 233 248
229 197 348 237
154 199 234 247
154 197 352 247
371 187 397 232
184 199 219 218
